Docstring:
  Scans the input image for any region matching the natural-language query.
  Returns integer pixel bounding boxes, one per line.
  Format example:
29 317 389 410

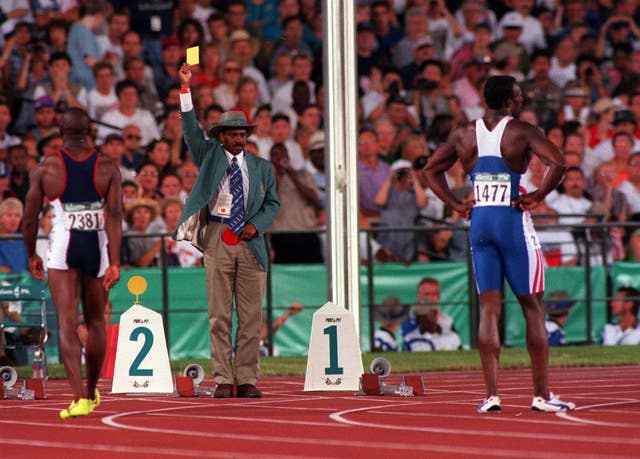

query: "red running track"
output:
1 366 639 458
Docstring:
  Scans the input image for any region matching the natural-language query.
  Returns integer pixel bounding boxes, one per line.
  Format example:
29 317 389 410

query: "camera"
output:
395 169 409 180
388 80 400 96
415 77 439 91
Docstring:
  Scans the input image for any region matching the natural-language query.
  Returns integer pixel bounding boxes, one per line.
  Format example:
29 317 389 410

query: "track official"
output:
175 63 279 398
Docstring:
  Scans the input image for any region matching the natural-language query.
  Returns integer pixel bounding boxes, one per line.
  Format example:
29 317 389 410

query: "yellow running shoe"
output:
59 398 94 419
92 388 100 408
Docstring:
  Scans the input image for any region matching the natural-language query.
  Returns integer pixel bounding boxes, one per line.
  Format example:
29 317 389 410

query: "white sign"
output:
111 304 174 394
304 302 364 391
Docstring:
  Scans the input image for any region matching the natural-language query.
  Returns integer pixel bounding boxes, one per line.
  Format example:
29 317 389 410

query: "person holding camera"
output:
373 159 427 262
412 59 463 132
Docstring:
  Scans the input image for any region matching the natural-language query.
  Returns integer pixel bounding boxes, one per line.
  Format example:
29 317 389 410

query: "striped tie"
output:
229 156 245 235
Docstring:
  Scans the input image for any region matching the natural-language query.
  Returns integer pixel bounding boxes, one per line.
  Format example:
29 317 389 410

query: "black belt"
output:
209 215 230 223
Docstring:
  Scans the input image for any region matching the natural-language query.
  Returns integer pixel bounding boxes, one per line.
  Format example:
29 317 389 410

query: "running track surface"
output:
2 366 639 458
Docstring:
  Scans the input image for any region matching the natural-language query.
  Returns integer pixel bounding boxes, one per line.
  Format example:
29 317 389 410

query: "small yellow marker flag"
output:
186 46 199 65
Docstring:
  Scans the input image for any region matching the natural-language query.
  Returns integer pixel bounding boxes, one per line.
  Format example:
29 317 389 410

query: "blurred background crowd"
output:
1 0 640 271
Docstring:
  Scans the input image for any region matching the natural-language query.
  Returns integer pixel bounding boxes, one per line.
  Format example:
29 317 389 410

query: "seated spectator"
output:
98 80 161 146
549 167 592 265
120 124 146 173
616 152 640 221
0 198 27 272
146 138 177 180
33 52 88 111
584 98 615 150
269 53 293 96
544 290 576 346
194 44 222 89
177 161 198 202
228 29 270 105
122 197 164 267
489 42 524 83
153 37 181 102
374 159 427 262
135 162 162 201
7 145 30 203
372 296 410 352
271 52 316 115
213 58 242 111
160 196 202 267
123 56 163 117
358 128 391 219
159 173 182 199
601 286 640 345
100 133 136 183
25 96 59 143
401 276 456 340
558 81 590 126
626 229 640 261
268 142 322 263
586 111 640 180
402 301 462 352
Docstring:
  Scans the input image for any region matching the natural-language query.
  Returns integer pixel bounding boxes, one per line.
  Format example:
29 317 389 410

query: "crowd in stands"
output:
0 0 639 271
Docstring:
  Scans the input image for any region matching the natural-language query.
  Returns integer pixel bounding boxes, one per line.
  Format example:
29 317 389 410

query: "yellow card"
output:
186 46 199 65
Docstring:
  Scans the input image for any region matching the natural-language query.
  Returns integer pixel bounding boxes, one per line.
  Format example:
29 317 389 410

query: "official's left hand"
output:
239 222 259 241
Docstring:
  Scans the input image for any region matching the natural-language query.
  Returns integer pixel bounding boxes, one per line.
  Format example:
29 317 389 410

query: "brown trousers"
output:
202 222 266 385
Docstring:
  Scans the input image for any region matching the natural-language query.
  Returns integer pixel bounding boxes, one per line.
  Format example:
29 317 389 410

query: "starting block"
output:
25 378 46 399
175 364 214 397
403 375 426 396
360 374 381 395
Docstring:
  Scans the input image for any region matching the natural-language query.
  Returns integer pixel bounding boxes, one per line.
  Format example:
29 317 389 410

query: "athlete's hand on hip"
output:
103 265 121 290
28 255 46 280
512 191 542 211
452 201 473 220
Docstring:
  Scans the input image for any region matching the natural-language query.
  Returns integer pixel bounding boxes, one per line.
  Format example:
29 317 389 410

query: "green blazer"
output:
174 109 280 271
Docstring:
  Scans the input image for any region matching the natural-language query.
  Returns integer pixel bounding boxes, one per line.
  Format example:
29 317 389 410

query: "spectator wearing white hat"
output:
373 159 427 261
497 5 546 55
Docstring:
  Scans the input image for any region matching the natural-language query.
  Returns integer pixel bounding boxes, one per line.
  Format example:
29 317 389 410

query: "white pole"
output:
323 0 361 331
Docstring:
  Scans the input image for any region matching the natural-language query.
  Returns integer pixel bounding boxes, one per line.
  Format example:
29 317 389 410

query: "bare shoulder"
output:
506 118 543 138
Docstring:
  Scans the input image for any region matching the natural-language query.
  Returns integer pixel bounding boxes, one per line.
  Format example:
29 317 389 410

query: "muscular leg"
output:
517 292 549 399
81 275 107 400
48 269 83 402
477 290 502 397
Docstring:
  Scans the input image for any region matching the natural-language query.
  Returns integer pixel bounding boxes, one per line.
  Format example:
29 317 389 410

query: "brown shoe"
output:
236 384 262 398
213 384 233 398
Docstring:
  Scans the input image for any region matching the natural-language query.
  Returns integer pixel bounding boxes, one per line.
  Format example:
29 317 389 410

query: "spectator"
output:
37 132 63 158
100 133 136 183
87 61 117 121
0 161 17 202
66 0 107 91
195 44 221 89
616 151 640 220
549 37 578 89
490 42 525 83
7 145 29 203
401 35 436 90
305 132 326 208
358 127 391 219
95 8 129 67
233 76 260 122
269 15 313 74
372 296 409 352
120 124 145 173
373 119 397 165
588 160 629 225
159 173 182 199
374 159 427 261
544 290 576 346
393 8 429 70
176 17 205 51
601 286 640 345
356 22 385 87
248 104 272 159
521 50 562 131
98 80 161 146
227 29 270 105
269 142 322 263
0 198 27 272
122 197 163 267
370 0 405 61
146 138 177 180
25 96 58 143
127 1 175 67
124 56 162 118
177 160 198 202
116 31 157 92
402 299 462 351
213 58 243 111
224 0 250 34
153 37 182 103
549 166 592 265
413 59 461 131
135 162 161 201
585 98 615 149
45 18 70 55
626 229 640 261
269 53 293 96
272 52 316 115
558 82 590 126
267 113 305 170
426 0 463 60
586 111 640 180
34 204 52 271
450 22 493 82
452 57 491 120
160 196 202 267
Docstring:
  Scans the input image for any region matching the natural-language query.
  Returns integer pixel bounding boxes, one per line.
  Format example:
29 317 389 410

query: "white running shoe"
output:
477 395 502 413
531 393 576 412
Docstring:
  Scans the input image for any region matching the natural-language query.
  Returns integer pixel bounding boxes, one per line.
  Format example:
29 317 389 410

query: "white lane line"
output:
554 400 640 427
0 419 116 430
367 410 581 425
329 403 640 445
0 437 309 459
149 412 345 427
99 403 607 459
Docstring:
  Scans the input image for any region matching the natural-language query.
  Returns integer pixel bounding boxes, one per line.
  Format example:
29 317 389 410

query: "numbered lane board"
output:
111 304 174 394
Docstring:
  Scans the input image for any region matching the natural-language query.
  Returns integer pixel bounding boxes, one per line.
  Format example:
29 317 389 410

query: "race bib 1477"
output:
473 173 511 207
